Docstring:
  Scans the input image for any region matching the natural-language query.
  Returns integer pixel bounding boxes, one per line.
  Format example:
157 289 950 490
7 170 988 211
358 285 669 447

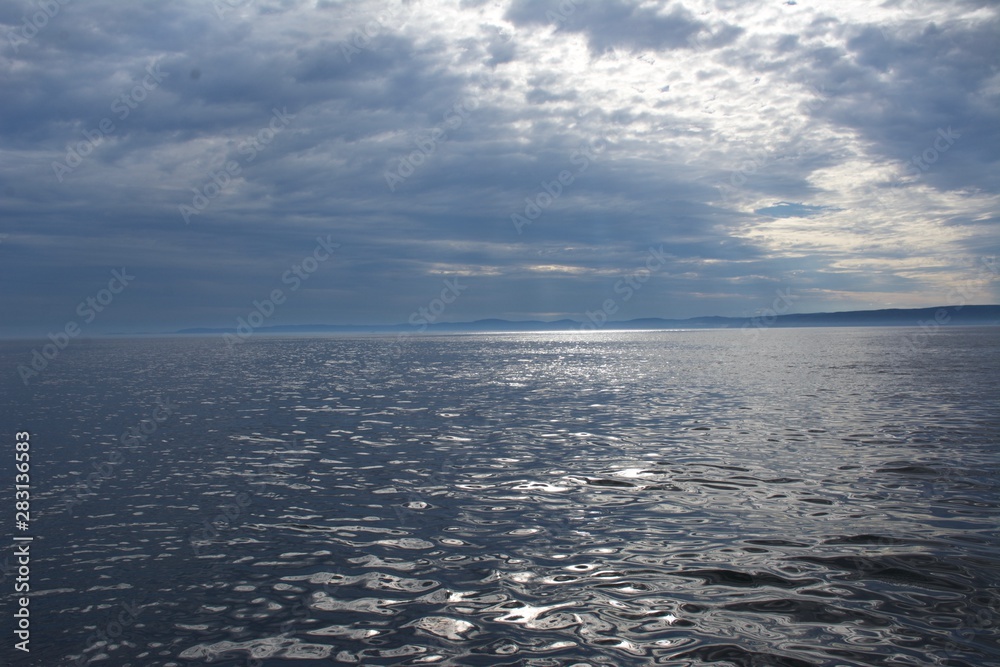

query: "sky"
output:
1 0 998 336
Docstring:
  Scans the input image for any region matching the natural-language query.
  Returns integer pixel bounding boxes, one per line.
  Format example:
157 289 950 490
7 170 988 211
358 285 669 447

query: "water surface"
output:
2 327 998 666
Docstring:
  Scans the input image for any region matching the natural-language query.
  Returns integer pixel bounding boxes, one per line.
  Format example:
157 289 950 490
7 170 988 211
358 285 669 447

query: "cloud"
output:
504 0 742 54
0 0 997 336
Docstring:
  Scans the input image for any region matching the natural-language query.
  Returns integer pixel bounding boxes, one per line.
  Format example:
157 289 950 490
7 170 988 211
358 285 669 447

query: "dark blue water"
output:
2 328 999 666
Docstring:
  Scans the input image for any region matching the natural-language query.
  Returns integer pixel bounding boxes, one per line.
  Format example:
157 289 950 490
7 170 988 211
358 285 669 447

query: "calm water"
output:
2 328 999 666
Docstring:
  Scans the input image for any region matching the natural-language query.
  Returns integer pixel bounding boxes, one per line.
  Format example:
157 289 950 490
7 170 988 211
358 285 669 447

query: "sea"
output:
1 327 998 666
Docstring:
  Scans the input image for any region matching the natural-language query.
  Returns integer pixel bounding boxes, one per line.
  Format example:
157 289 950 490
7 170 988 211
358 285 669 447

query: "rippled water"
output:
2 328 999 666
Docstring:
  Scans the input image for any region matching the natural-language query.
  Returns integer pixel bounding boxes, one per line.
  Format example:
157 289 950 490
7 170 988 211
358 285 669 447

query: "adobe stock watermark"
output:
5 0 73 54
383 278 469 362
465 0 577 59
864 127 961 210
179 107 295 224
580 246 670 330
511 129 620 234
188 491 252 556
340 6 407 62
905 127 961 175
188 440 297 556
179 578 346 666
392 442 477 530
685 23 741 52
892 255 997 359
371 13 497 188
367 278 468 372
58 397 177 516
741 288 798 336
406 279 468 332
715 86 826 205
17 268 135 385
384 95 480 192
68 599 144 667
213 0 253 20
495 24 515 43
223 235 339 350
233 585 335 666
937 588 1000 664
544 0 582 26
51 62 168 182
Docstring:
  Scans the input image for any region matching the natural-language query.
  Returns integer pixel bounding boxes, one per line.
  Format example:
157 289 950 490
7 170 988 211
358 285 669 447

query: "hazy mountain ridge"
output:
173 305 1000 335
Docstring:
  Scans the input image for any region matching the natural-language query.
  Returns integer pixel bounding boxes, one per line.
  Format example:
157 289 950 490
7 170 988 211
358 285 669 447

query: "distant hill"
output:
173 304 1000 335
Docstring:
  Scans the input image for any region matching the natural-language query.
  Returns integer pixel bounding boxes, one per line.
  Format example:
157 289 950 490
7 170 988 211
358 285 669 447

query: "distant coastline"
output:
168 304 1000 336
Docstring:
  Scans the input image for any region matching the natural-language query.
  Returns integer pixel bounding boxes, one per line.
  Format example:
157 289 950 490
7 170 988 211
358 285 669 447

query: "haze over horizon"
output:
2 0 999 336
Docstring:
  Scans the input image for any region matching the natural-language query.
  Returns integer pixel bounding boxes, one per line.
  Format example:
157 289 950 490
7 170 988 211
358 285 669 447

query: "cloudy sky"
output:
1 0 998 335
